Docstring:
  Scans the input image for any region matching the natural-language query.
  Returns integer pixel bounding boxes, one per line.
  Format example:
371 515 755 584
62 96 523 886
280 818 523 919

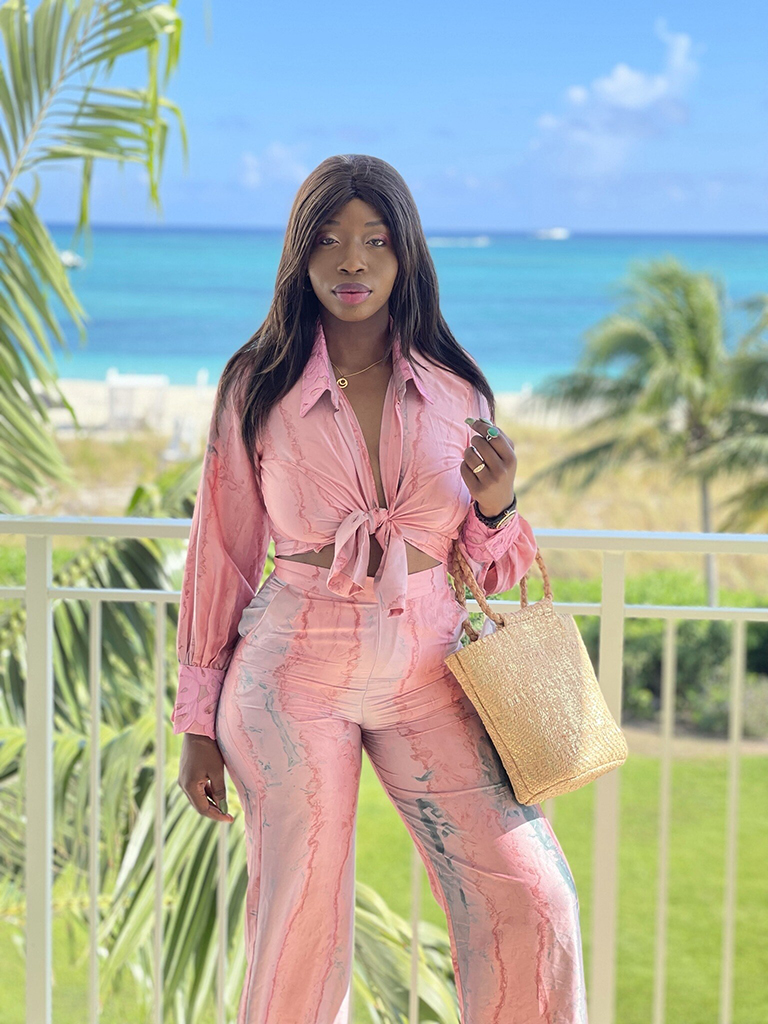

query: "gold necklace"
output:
329 352 389 389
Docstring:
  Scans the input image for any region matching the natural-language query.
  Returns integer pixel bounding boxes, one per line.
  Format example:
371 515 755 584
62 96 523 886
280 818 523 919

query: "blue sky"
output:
42 0 767 232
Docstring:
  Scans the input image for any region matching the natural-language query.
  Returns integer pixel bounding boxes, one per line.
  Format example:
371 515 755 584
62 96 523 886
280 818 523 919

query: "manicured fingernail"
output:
479 416 494 425
464 417 475 425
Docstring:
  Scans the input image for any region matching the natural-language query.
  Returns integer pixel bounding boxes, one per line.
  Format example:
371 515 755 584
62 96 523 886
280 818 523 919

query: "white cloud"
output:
536 113 561 131
238 142 310 190
565 86 588 106
666 184 689 202
590 21 697 110
529 17 700 180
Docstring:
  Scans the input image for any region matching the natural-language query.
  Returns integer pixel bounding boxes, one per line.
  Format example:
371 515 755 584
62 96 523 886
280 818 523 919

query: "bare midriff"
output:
278 538 442 577
279 356 443 578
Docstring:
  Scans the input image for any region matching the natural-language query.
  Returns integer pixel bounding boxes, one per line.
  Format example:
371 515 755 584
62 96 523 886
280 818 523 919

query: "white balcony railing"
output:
2 515 767 1024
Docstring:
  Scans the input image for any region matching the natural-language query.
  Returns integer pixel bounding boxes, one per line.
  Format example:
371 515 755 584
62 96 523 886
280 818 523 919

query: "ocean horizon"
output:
45 225 768 392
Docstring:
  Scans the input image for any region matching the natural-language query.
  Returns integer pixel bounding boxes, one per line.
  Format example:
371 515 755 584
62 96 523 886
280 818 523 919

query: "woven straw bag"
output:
444 540 628 804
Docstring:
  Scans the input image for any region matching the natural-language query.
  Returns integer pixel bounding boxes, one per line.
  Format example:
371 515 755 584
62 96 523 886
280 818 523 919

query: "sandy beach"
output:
45 374 605 458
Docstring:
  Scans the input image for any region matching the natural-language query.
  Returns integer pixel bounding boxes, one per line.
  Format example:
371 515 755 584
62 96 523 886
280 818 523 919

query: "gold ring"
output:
469 444 486 474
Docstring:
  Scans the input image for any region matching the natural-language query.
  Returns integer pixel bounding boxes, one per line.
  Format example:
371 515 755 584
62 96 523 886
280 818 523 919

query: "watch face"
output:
496 506 518 526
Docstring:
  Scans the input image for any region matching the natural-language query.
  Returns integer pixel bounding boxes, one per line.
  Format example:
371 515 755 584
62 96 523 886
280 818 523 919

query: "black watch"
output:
473 493 517 528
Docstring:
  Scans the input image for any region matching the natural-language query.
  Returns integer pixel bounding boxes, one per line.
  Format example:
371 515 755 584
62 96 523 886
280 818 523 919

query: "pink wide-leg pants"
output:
216 555 588 1024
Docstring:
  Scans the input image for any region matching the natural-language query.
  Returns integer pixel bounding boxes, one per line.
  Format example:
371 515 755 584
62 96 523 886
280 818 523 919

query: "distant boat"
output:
532 227 570 240
426 235 491 247
59 249 85 268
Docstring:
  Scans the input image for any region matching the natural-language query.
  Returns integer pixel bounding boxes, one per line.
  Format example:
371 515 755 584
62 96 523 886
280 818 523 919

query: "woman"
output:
171 154 588 1024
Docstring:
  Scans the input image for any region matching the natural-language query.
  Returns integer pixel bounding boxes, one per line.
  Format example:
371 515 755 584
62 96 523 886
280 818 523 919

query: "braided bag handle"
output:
448 538 552 642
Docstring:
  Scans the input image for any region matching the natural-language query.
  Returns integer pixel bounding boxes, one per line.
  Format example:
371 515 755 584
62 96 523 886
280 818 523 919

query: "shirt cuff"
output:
170 664 227 741
460 499 523 563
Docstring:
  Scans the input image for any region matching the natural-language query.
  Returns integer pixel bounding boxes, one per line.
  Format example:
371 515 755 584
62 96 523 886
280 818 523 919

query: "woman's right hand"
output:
178 733 236 823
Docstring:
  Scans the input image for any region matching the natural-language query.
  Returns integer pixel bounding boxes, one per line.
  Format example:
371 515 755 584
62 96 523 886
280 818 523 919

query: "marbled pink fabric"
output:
172 313 537 740
171 317 589 1022
215 556 588 1024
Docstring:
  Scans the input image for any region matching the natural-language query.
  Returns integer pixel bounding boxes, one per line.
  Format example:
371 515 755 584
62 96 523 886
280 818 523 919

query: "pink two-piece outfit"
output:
172 315 589 1024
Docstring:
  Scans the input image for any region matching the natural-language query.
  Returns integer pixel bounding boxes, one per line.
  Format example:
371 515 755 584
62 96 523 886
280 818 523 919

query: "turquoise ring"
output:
485 425 500 439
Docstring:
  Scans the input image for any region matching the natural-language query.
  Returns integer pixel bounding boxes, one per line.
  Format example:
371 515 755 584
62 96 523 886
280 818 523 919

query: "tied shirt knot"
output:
327 504 407 616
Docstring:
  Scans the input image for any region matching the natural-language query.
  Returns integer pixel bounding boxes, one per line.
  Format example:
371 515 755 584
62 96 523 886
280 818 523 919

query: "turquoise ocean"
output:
48 226 767 393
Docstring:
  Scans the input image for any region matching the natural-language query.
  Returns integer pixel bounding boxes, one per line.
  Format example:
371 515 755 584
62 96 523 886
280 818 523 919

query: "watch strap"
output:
473 493 517 528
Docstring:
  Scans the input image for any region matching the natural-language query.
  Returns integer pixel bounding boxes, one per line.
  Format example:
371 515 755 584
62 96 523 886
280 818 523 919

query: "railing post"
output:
89 598 103 1024
25 534 54 1024
720 618 746 1024
652 618 678 1024
409 845 422 1023
154 601 167 1024
591 551 626 1024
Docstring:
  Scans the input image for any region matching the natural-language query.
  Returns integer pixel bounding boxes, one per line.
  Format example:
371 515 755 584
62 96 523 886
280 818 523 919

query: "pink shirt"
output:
172 315 538 739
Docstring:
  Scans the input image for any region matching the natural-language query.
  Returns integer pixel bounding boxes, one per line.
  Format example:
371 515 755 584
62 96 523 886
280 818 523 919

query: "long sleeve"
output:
456 387 538 596
171 389 272 740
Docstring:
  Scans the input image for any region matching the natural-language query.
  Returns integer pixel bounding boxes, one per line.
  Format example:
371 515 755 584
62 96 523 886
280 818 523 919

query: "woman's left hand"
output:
460 417 517 518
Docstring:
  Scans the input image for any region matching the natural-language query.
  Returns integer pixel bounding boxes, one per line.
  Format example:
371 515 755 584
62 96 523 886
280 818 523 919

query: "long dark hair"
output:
214 153 496 453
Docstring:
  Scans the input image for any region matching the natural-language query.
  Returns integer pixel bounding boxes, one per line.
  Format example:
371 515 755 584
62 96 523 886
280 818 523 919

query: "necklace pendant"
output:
337 377 348 388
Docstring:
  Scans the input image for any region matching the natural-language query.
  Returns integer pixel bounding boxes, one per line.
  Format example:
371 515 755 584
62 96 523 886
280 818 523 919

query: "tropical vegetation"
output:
0 1 766 1021
0 0 185 513
521 256 768 605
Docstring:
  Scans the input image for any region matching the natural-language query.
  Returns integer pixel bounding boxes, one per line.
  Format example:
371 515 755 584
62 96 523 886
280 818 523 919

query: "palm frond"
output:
683 428 768 478
353 881 459 1024
579 315 662 374
519 434 640 496
733 292 768 351
0 0 185 508
529 368 642 417
726 349 768 402
714 479 768 532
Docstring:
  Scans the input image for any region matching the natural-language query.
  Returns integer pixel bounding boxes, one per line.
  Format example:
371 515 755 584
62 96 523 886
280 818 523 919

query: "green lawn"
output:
0 752 766 1022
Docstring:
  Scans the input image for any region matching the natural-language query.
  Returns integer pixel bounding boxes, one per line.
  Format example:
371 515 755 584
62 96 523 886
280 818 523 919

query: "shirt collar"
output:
299 313 434 418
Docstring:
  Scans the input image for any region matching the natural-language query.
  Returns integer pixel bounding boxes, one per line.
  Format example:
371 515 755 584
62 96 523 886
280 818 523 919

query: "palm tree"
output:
517 255 768 606
685 296 768 534
0 0 187 514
